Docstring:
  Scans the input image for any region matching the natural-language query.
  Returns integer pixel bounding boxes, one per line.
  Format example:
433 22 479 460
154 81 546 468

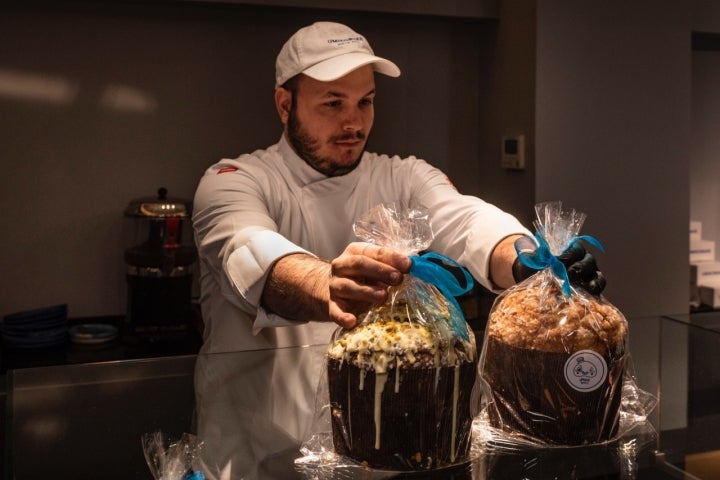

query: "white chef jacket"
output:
191 135 530 479
192 135 530 355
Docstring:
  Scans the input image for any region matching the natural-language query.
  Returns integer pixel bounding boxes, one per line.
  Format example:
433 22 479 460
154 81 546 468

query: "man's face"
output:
279 66 376 177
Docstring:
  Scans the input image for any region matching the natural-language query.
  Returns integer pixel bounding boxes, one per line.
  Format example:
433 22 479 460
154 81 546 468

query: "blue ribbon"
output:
183 471 205 480
409 252 474 341
516 231 604 297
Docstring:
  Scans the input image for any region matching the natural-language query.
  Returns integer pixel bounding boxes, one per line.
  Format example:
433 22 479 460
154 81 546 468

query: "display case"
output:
4 315 719 479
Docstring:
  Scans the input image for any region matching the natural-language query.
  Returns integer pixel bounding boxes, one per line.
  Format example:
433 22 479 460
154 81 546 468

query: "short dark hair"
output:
280 75 300 94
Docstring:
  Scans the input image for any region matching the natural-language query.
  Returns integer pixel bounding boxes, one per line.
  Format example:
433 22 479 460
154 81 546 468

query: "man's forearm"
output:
261 253 331 322
489 234 523 289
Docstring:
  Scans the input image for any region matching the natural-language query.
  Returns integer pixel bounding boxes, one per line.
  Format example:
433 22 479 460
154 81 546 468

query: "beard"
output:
287 106 365 177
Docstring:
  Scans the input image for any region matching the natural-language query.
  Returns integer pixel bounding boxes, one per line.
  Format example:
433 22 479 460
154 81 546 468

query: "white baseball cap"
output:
275 22 401 87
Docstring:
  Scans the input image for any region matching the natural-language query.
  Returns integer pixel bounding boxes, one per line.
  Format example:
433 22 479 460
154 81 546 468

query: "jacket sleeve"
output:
192 159 311 322
397 158 532 292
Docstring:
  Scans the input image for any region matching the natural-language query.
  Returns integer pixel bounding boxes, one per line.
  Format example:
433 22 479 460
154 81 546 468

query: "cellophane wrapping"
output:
473 202 657 474
142 431 205 480
295 203 478 475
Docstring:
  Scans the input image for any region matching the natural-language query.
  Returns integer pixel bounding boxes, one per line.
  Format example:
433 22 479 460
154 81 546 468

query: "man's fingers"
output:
344 242 412 272
567 253 599 283
331 254 405 288
329 302 358 329
558 242 586 264
326 242 410 330
330 275 387 302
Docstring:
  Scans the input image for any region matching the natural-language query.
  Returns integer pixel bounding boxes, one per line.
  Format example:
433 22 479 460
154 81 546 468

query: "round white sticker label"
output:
564 349 607 392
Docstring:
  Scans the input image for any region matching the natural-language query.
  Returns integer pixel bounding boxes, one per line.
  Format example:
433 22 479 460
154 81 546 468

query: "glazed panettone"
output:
481 280 628 445
327 298 477 470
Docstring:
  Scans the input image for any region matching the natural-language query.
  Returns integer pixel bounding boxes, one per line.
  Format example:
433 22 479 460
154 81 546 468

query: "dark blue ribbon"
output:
409 252 474 341
516 231 604 297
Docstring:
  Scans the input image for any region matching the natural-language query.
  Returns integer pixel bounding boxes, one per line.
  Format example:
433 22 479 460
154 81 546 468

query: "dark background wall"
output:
0 0 713 329
0 2 535 320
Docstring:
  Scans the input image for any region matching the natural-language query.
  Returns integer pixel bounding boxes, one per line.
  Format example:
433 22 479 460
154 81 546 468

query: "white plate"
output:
69 324 118 345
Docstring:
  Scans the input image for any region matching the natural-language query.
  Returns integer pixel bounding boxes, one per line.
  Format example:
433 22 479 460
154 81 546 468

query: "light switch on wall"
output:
501 134 525 170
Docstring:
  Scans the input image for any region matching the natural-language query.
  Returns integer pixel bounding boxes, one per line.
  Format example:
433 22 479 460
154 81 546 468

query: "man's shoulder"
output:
231 143 281 164
363 151 434 172
206 143 282 174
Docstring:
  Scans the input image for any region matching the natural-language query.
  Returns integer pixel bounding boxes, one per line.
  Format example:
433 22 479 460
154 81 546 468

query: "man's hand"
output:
261 242 411 329
328 242 412 328
511 239 607 295
557 242 607 295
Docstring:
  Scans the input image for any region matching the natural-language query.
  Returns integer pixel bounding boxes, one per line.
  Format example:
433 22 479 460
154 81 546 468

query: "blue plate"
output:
3 326 68 348
1 315 67 334
3 304 68 325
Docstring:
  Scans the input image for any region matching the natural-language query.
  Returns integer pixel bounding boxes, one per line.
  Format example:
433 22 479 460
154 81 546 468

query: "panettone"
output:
327 300 477 470
482 281 628 445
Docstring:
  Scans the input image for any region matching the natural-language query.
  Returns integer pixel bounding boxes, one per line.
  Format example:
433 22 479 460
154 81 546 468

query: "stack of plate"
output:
1 304 69 348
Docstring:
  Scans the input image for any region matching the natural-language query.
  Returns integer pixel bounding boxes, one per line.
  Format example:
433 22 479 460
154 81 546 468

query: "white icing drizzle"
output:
359 369 366 390
451 364 460 461
374 372 388 449
395 358 401 393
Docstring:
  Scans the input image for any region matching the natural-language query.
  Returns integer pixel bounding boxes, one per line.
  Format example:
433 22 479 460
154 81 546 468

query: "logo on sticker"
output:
564 349 607 392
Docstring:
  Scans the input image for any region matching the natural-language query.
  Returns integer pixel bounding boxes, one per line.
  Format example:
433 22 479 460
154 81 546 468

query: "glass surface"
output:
657 312 720 479
4 316 720 479
5 355 197 479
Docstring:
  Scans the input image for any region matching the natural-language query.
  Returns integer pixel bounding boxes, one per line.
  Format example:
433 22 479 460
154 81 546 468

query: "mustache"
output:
332 131 366 142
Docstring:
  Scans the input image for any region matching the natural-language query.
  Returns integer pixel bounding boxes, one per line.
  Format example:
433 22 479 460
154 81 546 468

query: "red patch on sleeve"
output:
217 166 238 174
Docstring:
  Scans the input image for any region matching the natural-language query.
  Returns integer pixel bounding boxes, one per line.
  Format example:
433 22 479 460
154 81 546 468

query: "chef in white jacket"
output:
191 21 531 480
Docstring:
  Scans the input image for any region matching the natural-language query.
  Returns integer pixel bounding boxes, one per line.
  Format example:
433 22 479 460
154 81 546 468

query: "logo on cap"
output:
327 36 364 47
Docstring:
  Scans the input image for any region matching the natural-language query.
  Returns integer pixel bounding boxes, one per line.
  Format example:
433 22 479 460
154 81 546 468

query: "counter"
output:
4 314 719 479
0 315 203 374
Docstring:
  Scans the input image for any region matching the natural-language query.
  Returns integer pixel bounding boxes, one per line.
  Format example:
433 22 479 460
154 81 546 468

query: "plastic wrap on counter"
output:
142 431 205 480
470 413 658 480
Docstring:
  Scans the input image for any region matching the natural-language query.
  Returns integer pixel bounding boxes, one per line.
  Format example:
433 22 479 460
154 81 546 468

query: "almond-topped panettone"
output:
487 283 627 356
481 280 628 445
327 299 477 470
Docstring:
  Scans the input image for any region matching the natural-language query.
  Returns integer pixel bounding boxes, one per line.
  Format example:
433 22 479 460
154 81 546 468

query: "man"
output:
193 21 530 355
191 21 601 479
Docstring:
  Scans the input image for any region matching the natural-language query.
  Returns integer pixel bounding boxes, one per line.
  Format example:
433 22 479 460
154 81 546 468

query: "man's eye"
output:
325 100 342 108
360 98 374 107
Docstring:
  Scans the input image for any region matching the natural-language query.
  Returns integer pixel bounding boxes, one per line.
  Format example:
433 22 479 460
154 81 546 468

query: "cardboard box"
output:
699 283 720 308
690 220 702 241
691 261 720 284
690 239 715 263
686 450 720 480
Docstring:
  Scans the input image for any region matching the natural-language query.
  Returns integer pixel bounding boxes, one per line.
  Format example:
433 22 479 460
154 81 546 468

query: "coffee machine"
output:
124 187 197 339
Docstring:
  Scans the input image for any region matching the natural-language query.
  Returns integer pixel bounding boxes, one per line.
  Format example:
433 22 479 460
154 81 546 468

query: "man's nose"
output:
342 107 363 131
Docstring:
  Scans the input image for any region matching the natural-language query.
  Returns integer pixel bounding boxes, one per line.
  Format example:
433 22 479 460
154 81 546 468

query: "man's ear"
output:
274 87 291 124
